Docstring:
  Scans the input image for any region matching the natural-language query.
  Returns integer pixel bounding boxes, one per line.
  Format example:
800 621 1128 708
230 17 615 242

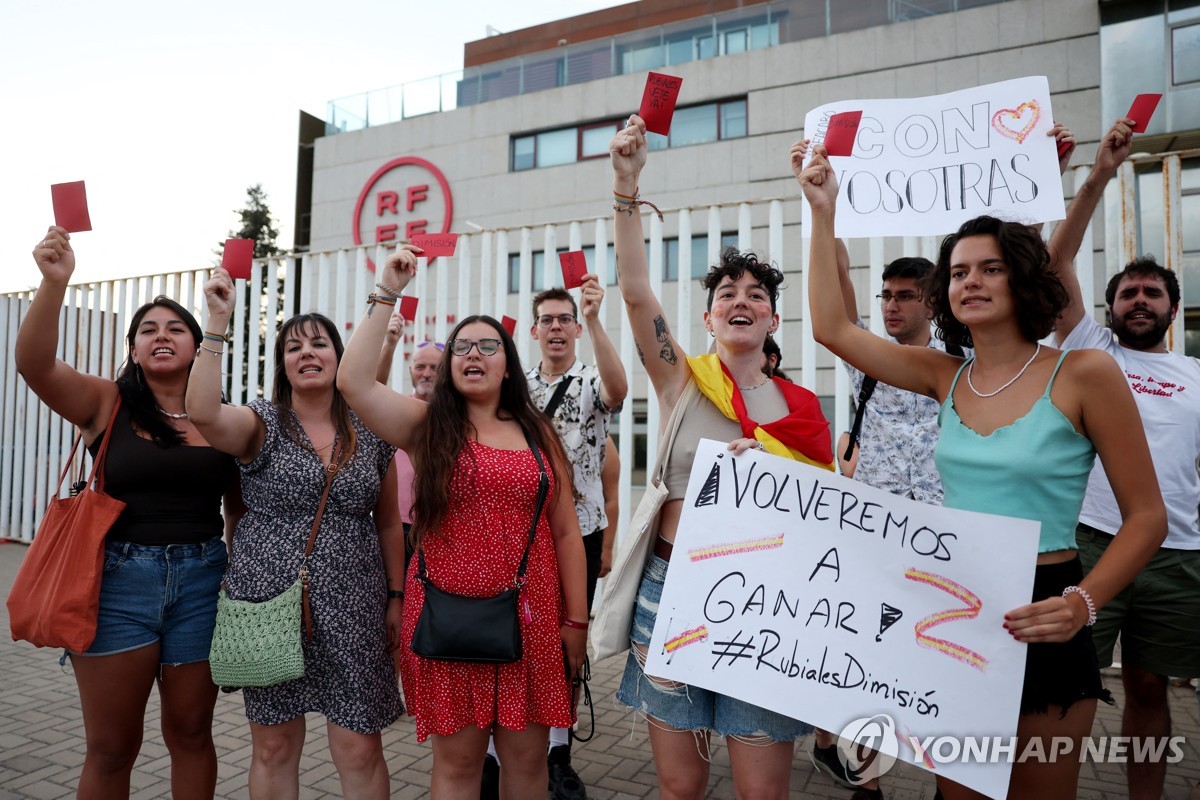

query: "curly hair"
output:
271 313 356 473
114 296 201 447
1104 256 1179 308
701 248 785 312
409 315 574 549
922 216 1069 348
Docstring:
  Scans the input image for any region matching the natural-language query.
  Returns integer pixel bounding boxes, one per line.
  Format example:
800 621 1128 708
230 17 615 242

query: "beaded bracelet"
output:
1062 585 1096 626
367 292 397 317
561 618 589 631
374 282 402 299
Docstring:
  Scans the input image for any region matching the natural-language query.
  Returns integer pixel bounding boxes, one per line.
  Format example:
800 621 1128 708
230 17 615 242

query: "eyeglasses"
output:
448 338 502 357
416 341 445 351
537 314 577 328
876 291 922 304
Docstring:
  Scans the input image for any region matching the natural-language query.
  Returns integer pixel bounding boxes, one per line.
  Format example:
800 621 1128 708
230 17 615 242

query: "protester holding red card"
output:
595 116 834 799
336 245 588 797
187 268 405 798
16 226 240 797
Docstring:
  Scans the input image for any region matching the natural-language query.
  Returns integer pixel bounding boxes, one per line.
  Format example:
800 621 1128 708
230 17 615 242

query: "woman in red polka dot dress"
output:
337 244 589 799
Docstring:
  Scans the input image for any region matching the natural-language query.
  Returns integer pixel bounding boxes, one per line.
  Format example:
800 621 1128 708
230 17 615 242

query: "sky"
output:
1 0 628 293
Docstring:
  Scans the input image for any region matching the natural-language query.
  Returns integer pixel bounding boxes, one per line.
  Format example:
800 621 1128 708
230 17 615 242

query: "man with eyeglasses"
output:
522 275 627 800
809 243 965 800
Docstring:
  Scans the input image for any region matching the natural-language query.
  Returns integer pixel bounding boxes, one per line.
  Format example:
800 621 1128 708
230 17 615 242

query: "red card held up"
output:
51 181 92 232
500 315 518 336
823 111 863 157
559 251 588 290
399 295 419 322
639 72 683 136
410 233 458 257
1126 94 1162 134
222 239 254 279
1057 137 1074 159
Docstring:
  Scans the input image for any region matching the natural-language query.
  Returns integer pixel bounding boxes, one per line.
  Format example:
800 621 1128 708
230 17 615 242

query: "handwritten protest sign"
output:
801 76 1064 238
645 439 1039 799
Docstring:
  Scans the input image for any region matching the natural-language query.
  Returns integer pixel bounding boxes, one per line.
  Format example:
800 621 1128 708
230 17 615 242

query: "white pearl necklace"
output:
156 406 189 420
966 344 1041 398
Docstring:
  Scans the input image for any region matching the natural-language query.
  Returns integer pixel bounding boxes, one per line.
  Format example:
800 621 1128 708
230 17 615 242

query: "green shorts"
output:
1077 523 1200 678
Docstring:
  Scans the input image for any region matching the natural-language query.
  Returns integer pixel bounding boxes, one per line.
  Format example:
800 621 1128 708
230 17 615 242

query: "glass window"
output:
697 35 716 59
536 129 576 168
647 132 669 152
670 104 719 147
721 100 748 139
580 123 618 159
724 29 748 55
1173 23 1200 85
664 234 739 281
667 37 693 66
508 251 550 294
750 21 775 49
512 136 535 171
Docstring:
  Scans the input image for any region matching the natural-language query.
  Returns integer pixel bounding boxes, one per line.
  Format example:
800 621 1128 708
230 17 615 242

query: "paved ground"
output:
1 540 1197 799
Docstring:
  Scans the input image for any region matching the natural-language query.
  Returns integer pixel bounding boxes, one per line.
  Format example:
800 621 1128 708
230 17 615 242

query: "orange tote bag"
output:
8 400 125 651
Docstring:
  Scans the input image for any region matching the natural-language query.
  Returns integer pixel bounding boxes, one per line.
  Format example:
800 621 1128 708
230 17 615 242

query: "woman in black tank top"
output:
16 226 239 799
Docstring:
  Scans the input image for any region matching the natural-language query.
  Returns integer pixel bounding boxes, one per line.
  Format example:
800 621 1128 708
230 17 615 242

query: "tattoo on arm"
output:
653 315 678 366
635 340 646 367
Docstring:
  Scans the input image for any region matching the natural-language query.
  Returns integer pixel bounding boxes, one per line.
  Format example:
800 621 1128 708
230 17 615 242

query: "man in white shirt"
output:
1048 119 1200 800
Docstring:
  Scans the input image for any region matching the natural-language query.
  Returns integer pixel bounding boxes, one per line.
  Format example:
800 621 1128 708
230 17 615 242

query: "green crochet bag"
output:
209 580 304 687
208 445 341 688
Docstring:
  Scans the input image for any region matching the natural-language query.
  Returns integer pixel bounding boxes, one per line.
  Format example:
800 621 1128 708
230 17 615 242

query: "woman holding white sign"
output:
600 115 835 800
798 140 1166 800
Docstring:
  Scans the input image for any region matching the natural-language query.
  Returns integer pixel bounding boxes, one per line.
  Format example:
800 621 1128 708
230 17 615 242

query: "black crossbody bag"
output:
410 427 549 663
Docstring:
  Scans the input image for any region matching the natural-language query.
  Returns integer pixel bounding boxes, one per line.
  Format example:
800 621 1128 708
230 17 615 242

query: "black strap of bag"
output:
300 441 341 644
417 426 550 589
844 340 964 461
542 375 575 419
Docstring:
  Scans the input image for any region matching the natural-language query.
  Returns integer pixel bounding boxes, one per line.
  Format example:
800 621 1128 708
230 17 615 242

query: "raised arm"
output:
792 140 857 323
185 268 266 461
336 246 429 451
15 227 117 440
610 115 690 407
1047 119 1133 343
799 146 949 399
579 273 627 410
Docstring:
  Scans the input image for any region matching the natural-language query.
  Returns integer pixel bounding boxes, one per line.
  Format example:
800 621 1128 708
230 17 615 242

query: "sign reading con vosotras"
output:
801 76 1065 239
644 439 1040 800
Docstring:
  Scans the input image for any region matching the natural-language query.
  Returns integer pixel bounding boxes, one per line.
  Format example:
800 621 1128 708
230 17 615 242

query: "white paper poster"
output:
801 76 1065 238
644 439 1040 798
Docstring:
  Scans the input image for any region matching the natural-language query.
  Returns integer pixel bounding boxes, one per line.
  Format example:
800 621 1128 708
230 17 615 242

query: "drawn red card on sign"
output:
51 181 92 232
559 251 588 289
500 315 518 336
222 239 254 279
823 111 862 157
399 295 419 322
639 72 683 135
410 233 458 257
1126 94 1162 133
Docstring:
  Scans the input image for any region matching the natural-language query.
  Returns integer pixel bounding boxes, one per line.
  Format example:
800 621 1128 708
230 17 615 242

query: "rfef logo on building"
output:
353 156 453 268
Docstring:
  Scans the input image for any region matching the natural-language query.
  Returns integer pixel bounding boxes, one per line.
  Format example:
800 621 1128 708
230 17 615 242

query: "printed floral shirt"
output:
843 319 965 504
526 360 621 535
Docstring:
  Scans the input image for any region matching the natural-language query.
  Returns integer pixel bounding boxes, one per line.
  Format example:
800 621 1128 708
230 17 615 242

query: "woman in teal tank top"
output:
798 141 1167 800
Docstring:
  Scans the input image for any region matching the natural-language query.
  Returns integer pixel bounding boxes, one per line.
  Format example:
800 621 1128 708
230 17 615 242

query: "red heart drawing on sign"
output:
991 101 1041 144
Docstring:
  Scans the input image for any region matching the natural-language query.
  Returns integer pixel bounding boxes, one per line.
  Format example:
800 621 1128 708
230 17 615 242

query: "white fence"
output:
0 156 1189 542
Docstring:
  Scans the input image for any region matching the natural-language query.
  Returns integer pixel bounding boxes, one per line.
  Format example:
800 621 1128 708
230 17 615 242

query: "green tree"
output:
217 184 283 259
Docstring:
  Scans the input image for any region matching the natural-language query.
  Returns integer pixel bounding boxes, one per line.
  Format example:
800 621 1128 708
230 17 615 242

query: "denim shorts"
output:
616 554 813 741
66 537 227 665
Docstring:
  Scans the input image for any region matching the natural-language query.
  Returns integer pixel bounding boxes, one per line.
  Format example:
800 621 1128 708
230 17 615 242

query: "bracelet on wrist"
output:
367 292 398 317
198 344 224 356
1061 585 1096 626
374 282 403 299
203 330 230 343
387 589 405 600
561 618 589 630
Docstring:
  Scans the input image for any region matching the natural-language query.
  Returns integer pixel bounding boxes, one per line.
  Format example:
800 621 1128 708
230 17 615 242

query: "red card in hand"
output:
410 233 458 257
500 315 518 336
51 181 92 232
639 72 683 136
399 295 419 322
1126 94 1162 133
559 251 588 290
823 112 863 157
1057 137 1074 159
222 239 254 279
